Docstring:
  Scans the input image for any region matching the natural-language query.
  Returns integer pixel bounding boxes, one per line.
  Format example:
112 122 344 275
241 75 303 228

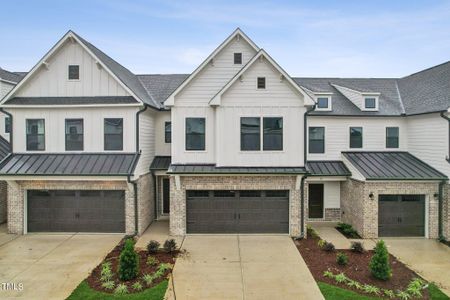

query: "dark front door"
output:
308 184 324 218
162 178 170 214
186 190 289 234
379 195 425 237
27 190 125 233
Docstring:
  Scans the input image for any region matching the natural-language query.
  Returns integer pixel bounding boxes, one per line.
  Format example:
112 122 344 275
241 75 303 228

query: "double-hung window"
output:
4 116 11 133
241 117 260 151
165 121 171 143
104 118 123 150
65 119 84 151
263 117 283 150
26 119 45 151
308 127 325 153
350 127 363 148
386 127 399 148
186 118 205 151
240 117 283 151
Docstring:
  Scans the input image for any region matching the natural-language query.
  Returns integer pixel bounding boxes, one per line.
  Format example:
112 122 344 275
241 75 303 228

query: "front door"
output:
308 184 324 218
162 178 170 214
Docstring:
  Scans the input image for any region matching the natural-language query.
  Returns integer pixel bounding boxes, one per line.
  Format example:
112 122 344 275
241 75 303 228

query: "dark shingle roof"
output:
307 161 351 176
343 151 447 180
150 156 171 170
0 136 11 161
5 96 138 105
0 68 24 83
0 153 139 176
168 164 306 174
137 74 189 105
398 61 450 115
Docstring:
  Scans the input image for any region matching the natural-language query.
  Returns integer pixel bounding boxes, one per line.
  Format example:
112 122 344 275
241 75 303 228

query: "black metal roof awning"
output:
0 153 140 176
306 161 351 177
343 151 447 180
150 156 171 170
168 164 307 175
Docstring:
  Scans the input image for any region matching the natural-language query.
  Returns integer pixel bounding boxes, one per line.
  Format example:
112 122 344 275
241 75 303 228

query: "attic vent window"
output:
364 97 377 109
234 53 242 64
68 65 79 80
257 77 266 89
316 97 331 110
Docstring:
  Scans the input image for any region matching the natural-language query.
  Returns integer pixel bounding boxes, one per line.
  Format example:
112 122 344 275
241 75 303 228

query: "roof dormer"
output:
331 84 380 112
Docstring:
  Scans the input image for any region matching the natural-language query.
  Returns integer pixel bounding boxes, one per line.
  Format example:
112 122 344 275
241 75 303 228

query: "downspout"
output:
299 104 316 238
439 111 450 240
127 104 149 236
0 108 13 152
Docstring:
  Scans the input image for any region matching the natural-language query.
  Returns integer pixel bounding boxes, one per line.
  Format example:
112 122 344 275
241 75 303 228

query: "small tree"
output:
369 240 392 280
119 239 139 281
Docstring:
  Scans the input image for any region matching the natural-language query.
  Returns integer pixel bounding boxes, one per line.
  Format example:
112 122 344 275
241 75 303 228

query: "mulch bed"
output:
295 236 431 299
86 239 178 294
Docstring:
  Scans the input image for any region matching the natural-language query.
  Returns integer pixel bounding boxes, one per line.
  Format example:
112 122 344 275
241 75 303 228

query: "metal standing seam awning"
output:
306 161 351 177
342 151 447 180
0 153 140 176
150 156 171 171
167 164 307 174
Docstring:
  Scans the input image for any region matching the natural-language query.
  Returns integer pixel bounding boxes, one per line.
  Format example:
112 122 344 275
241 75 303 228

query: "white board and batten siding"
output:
10 107 137 153
155 111 171 156
15 40 130 98
307 116 408 160
134 109 156 176
407 113 450 178
0 81 14 141
216 59 307 167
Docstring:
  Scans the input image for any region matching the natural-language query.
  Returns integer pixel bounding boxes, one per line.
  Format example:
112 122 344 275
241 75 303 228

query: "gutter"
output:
0 108 13 152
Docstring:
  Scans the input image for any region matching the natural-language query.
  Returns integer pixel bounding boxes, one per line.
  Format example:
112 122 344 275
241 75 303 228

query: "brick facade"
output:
0 181 7 224
443 184 450 240
169 175 305 237
341 179 440 238
324 208 341 221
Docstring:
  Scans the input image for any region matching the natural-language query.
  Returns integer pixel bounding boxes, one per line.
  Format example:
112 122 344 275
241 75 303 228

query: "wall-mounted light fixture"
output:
369 192 374 200
433 193 439 199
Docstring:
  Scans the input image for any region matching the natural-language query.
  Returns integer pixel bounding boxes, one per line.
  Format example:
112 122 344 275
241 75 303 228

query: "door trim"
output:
308 183 324 219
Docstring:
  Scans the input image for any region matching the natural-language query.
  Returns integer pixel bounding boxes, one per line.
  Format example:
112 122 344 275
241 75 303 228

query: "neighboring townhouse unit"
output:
0 29 449 241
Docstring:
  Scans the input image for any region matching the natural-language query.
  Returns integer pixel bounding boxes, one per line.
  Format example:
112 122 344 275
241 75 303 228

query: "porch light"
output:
433 193 439 199
369 192 374 200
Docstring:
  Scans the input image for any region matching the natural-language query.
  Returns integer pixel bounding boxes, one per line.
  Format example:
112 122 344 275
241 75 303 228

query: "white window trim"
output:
184 116 207 153
256 77 267 90
307 126 326 155
362 96 379 111
315 96 332 111
239 115 284 152
348 126 364 149
67 64 81 82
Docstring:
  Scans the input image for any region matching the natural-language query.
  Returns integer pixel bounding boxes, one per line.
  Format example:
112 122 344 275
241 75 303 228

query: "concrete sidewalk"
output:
172 235 324 300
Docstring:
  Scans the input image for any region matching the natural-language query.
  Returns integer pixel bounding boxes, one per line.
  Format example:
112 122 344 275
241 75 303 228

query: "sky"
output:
1 0 450 77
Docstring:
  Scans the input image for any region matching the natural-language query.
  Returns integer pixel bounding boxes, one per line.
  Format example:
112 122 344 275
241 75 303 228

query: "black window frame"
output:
240 117 261 151
308 127 325 154
185 117 206 151
4 116 11 134
263 117 283 151
364 97 377 109
68 65 80 80
165 121 171 143
26 119 45 151
386 127 399 149
316 97 329 109
234 53 242 64
257 77 266 89
349 127 363 149
65 119 84 151
104 118 123 151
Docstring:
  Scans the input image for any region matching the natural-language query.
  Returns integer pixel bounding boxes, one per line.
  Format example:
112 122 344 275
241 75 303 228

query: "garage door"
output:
379 195 425 237
27 190 125 233
186 190 289 234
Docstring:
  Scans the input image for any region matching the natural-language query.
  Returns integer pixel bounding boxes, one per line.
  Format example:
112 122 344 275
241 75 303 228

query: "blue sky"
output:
1 0 450 77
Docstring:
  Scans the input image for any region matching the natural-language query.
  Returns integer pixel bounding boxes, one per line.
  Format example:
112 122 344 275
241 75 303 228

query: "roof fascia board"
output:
164 28 260 107
209 49 315 106
0 79 17 85
2 103 142 108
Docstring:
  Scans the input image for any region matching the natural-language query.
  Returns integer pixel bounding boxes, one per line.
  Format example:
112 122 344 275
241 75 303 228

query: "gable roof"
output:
164 28 260 106
209 49 315 106
1 31 158 108
137 74 189 106
4 96 137 106
0 68 25 84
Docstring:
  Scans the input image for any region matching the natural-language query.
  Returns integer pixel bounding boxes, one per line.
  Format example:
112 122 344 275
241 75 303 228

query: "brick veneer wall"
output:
0 181 7 224
7 180 137 235
444 184 450 240
169 175 304 237
136 173 155 235
341 179 439 238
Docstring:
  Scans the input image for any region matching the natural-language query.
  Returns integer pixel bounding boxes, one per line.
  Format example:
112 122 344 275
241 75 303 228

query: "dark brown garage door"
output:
186 190 289 234
379 195 425 237
27 190 125 233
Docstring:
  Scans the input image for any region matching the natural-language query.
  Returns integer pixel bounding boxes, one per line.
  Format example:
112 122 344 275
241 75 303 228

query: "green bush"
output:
101 280 115 290
146 256 159 266
147 240 160 254
114 283 128 295
306 225 319 239
337 222 359 238
336 252 349 266
118 238 140 281
350 241 365 253
369 240 392 280
100 262 113 282
323 241 335 252
163 239 177 253
317 239 326 248
132 281 143 291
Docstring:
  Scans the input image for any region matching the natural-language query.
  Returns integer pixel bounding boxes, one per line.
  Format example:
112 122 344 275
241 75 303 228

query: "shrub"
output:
406 278 425 298
100 262 113 282
142 273 155 286
158 263 173 273
119 238 140 281
132 281 143 291
337 222 359 238
306 225 319 239
114 283 128 295
382 289 395 298
317 239 326 248
101 280 115 290
350 241 365 253
334 272 348 283
336 252 349 266
363 284 380 295
164 239 177 253
347 280 362 290
147 240 160 254
396 290 411 300
369 240 392 281
323 270 334 278
146 256 159 266
323 241 335 252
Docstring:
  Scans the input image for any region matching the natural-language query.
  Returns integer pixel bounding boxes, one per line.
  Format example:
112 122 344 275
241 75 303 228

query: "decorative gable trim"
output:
1 31 143 105
163 28 259 107
209 49 315 106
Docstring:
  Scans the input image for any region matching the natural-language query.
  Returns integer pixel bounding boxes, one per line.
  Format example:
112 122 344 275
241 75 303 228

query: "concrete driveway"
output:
0 233 122 300
384 238 450 296
171 235 323 300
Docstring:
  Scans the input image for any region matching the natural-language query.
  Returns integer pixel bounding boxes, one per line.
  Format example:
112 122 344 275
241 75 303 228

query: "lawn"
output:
67 280 168 300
